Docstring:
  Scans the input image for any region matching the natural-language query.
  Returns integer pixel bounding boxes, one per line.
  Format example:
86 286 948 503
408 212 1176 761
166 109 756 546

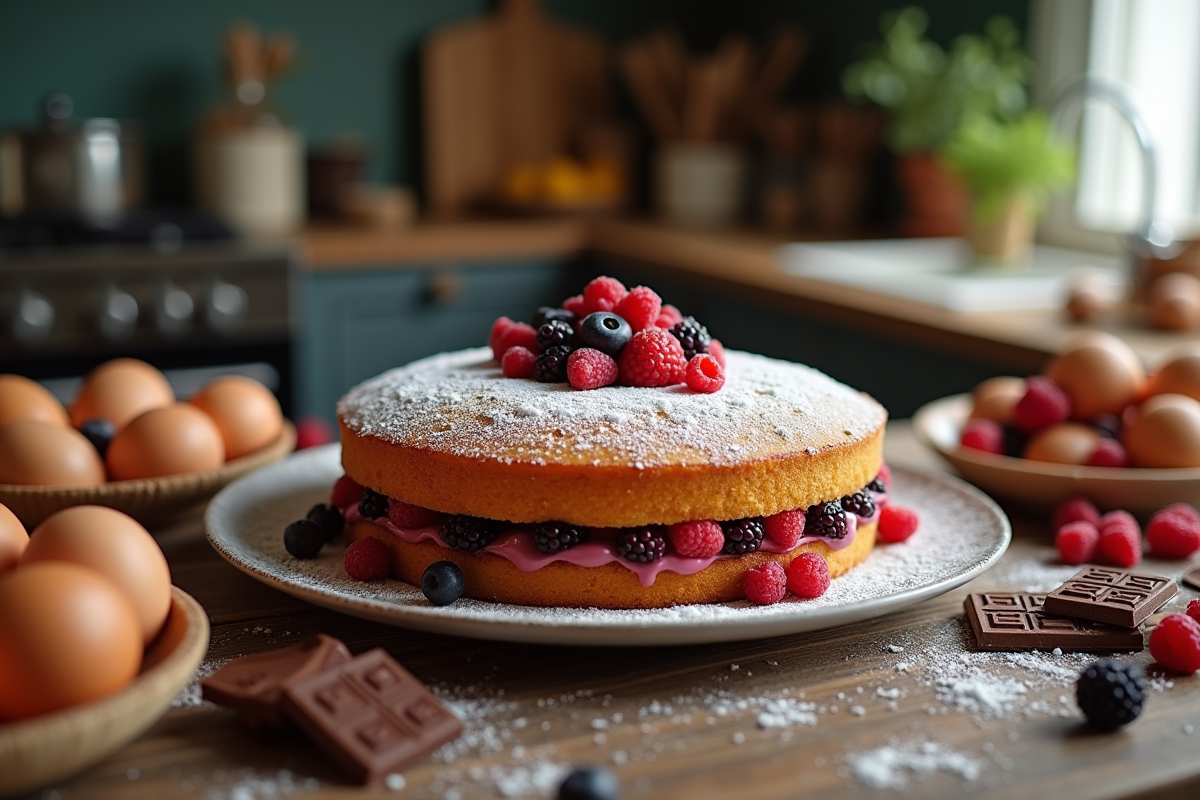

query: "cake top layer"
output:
338 347 886 469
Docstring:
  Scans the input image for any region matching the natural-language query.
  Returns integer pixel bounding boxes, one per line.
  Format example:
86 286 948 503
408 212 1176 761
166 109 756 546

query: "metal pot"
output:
0 94 144 227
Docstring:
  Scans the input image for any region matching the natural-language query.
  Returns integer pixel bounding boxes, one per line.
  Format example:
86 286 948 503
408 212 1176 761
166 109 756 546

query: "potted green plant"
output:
842 7 1030 236
942 111 1075 262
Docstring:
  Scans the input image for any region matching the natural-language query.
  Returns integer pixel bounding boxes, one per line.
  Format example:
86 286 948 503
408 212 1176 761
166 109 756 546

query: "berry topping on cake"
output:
685 354 724 393
421 561 465 606
763 509 806 549
442 515 501 553
1055 520 1100 565
666 520 724 558
331 474 363 508
1076 659 1146 729
357 488 388 520
533 521 588 554
615 286 662 332
579 312 633 356
532 306 576 329
502 346 537 378
537 319 577 352
720 517 765 555
841 491 876 518
670 316 712 361
807 500 847 539
492 321 539 361
616 527 667 563
743 561 788 605
567 348 619 390
582 276 628 315
877 504 919 543
534 345 573 383
618 328 687 387
707 338 726 368
562 294 587 316
284 519 325 559
344 536 390 581
656 303 683 329
387 499 443 529
306 503 345 541
786 552 831 598
1149 614 1200 673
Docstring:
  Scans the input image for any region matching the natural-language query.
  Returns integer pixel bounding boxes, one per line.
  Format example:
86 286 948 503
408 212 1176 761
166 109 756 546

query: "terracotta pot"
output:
894 153 966 237
967 194 1035 264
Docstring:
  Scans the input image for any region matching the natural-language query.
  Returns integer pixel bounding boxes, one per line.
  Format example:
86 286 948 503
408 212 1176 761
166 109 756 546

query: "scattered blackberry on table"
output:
534 345 573 383
841 491 876 518
807 500 847 539
558 765 620 800
721 517 765 555
78 418 116 458
579 311 633 356
669 316 712 361
441 515 501 553
533 521 588 554
537 319 577 351
616 527 667 563
421 561 465 606
532 306 576 329
306 503 345 541
357 488 388 520
1076 658 1146 730
283 519 325 559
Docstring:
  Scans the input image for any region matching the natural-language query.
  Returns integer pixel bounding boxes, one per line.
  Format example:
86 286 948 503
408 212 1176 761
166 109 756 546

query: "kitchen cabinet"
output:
297 259 574 424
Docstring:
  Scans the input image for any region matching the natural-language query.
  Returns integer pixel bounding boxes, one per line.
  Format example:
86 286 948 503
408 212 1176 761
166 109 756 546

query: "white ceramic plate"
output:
205 445 1010 647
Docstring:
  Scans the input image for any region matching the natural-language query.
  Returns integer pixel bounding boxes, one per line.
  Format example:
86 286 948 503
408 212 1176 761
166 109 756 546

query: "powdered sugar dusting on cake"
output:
338 348 886 467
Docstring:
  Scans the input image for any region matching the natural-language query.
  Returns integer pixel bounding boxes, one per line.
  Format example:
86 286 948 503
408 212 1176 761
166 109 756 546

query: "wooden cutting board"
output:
422 0 609 217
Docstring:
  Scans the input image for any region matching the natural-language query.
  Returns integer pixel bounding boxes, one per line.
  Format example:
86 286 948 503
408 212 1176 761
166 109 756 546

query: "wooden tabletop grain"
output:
22 424 1200 800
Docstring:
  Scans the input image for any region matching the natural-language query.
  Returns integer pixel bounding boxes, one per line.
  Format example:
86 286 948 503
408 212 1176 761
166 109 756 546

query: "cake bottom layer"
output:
346 520 877 609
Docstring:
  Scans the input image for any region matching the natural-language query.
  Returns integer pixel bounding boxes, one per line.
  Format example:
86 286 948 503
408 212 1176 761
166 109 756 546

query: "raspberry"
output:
1052 497 1101 532
358 488 388 520
562 294 587 317
1149 613 1200 673
534 345 572 383
841 491 876 518
721 517 765 555
1188 598 1200 625
707 338 726 369
666 520 724 558
502 346 537 379
567 348 618 390
1055 520 1100 565
1012 376 1072 433
387 499 442 529
618 328 687 387
786 552 831 599
614 286 662 332
581 276 628 315
488 316 517 354
493 322 539 361
616 527 667 563
763 509 805 549
441 515 501 552
330 474 363 508
533 521 587 554
656 304 683 329
1099 509 1140 536
959 418 1004 454
669 316 712 361
1096 525 1141 568
1086 438 1129 467
1076 659 1146 730
1146 505 1200 558
537 319 577 351
807 500 847 539
743 562 788 605
685 354 724 393
344 536 390 581
878 504 919 543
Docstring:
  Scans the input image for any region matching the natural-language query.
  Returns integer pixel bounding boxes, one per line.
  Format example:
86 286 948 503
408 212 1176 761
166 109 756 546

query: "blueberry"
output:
284 519 325 559
532 306 577 329
78 418 117 458
421 560 465 606
579 312 632 356
307 503 345 541
558 765 620 800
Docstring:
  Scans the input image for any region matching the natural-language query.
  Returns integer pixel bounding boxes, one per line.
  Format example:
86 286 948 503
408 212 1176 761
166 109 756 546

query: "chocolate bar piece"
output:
1183 566 1200 593
280 648 463 785
965 592 1144 652
202 634 352 730
1042 566 1177 628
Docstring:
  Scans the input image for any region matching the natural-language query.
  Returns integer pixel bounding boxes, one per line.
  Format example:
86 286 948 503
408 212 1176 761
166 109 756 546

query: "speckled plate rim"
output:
204 445 1011 647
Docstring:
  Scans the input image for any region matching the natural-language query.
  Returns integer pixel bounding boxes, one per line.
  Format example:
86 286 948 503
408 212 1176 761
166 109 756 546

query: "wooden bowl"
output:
0 421 296 528
913 394 1200 514
0 586 210 797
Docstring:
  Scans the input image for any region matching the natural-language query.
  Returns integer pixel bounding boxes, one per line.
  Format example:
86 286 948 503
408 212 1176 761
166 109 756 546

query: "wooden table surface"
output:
24 424 1200 800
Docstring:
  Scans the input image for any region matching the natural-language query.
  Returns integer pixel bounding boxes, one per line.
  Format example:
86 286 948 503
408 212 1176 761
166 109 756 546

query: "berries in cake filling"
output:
533 521 588 554
807 500 848 539
866 474 887 494
617 527 667 563
331 474 364 508
579 312 633 356
667 520 725 558
357 488 389 520
721 517 765 555
442 515 501 552
534 345 573 383
388 499 443 529
537 319 577 351
669 316 712 361
840 491 876 518
763 509 806 549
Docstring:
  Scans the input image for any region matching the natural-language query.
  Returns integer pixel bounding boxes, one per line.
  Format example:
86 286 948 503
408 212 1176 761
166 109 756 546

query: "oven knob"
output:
204 279 248 335
12 288 54 348
155 282 193 339
97 285 138 342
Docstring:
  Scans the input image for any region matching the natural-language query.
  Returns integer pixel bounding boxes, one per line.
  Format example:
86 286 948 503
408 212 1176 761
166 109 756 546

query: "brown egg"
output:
0 503 28 573
1125 393 1200 467
24 506 171 644
189 376 283 460
106 403 225 480
0 562 142 721
69 358 174 431
1023 423 1102 465
1044 332 1146 420
0 420 106 486
1147 272 1200 330
970 376 1025 422
0 374 69 429
1145 343 1200 401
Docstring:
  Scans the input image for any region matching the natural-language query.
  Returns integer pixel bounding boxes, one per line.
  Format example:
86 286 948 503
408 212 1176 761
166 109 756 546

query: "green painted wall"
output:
0 1 1028 206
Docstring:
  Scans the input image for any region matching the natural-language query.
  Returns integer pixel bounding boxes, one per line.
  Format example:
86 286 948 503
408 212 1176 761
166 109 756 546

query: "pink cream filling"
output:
343 491 886 588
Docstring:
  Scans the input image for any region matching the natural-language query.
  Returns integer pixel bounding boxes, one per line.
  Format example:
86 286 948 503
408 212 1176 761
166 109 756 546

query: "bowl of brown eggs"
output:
0 359 295 528
913 333 1200 514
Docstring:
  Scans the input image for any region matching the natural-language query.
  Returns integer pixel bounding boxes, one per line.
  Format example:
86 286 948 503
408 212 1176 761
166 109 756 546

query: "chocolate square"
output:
1183 565 1200 593
1042 567 1177 628
964 593 1144 652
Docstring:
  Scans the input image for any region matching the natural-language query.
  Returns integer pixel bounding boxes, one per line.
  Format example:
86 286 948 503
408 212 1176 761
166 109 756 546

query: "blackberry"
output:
78 418 117 459
616 527 667 563
1092 413 1122 440
579 311 633 357
537 319 577 352
357 488 388 520
533 521 588 554
807 500 847 539
534 345 573 383
720 517 765 555
532 306 576 329
669 316 712 361
306 503 346 541
1001 424 1028 458
441 514 501 553
1076 658 1146 730
867 476 887 494
421 561 465 606
283 519 325 559
841 491 876 518
558 765 620 800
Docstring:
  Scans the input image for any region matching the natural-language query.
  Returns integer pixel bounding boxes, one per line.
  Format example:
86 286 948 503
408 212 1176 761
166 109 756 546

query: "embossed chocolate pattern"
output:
1042 567 1177 628
964 593 1144 652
